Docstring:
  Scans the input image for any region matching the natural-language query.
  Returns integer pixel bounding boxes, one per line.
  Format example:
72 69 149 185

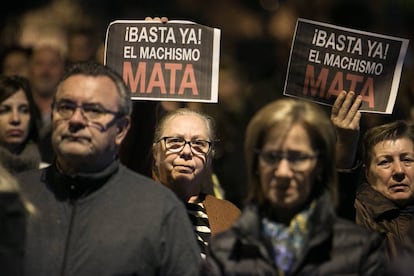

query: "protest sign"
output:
284 18 409 113
105 20 221 102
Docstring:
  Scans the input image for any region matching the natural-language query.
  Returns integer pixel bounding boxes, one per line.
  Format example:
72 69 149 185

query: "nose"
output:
274 158 294 178
392 161 406 182
181 141 193 155
68 107 87 123
393 161 404 173
10 109 21 125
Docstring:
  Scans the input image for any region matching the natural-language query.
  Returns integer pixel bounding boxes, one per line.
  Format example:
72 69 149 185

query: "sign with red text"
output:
284 18 409 114
105 20 220 102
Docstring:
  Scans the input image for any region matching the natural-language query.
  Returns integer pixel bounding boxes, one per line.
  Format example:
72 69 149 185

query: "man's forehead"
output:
56 76 119 105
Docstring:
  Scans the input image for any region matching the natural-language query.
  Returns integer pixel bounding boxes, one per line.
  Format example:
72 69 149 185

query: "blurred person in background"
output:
0 75 45 173
202 98 385 275
66 26 100 67
0 163 34 276
28 42 66 163
0 45 32 78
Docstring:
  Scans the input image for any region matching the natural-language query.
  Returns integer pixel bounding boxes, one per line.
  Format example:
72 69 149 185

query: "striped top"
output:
187 202 211 259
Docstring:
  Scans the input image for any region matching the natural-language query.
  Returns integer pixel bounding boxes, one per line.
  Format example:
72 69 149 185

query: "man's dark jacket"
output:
18 161 201 276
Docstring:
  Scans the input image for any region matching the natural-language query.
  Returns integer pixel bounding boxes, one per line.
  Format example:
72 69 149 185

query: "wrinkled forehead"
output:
162 114 210 138
372 138 414 155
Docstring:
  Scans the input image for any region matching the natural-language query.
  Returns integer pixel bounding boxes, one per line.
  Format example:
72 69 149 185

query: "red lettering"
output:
122 62 198 96
147 63 167 94
359 78 375 108
326 71 343 99
303 64 328 97
178 64 198 95
346 74 364 93
165 63 182 94
302 64 375 107
123 61 146 93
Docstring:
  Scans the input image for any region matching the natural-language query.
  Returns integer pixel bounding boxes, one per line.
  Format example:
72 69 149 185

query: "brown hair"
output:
0 75 38 142
362 120 414 166
244 98 338 207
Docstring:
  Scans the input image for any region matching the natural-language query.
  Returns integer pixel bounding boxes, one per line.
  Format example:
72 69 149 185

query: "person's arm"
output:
159 203 202 276
331 90 362 170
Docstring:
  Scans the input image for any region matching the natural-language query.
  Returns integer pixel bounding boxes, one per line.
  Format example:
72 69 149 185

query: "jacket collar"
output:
43 160 119 201
356 183 401 220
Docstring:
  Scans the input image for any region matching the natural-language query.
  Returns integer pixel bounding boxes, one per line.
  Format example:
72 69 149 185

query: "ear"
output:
115 116 131 145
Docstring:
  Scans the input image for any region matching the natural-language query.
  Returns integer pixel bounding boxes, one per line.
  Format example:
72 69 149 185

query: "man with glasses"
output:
152 108 241 259
17 61 201 275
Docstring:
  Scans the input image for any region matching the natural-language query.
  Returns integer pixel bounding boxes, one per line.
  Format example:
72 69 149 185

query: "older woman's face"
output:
153 114 211 200
366 138 414 206
0 89 31 152
258 124 318 211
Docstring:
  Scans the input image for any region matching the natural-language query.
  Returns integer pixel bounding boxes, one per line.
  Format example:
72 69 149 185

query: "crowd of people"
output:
1 2 414 275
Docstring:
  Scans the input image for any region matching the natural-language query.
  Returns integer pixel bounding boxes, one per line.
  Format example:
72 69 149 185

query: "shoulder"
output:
203 195 241 221
15 167 45 186
333 217 384 248
115 165 171 194
334 217 378 236
203 195 241 234
110 165 184 207
204 194 240 212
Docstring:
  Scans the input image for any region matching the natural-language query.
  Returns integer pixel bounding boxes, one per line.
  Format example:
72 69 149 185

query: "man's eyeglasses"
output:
157 136 212 155
53 100 122 122
256 150 318 171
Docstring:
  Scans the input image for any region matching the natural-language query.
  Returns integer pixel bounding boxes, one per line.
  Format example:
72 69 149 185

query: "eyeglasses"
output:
256 150 318 171
53 100 122 122
157 136 212 155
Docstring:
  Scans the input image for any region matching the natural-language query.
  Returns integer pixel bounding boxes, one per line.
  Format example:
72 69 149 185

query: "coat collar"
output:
356 183 401 220
43 160 119 201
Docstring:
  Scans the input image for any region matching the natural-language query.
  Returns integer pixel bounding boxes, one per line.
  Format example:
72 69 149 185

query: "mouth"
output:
7 129 24 136
173 164 195 173
62 134 91 142
389 183 410 192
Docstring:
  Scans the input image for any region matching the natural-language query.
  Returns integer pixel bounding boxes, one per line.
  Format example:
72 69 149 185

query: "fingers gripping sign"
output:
331 90 362 131
331 90 362 169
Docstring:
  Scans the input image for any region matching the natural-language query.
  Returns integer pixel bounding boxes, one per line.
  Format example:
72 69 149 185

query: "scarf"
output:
262 202 315 275
0 142 41 174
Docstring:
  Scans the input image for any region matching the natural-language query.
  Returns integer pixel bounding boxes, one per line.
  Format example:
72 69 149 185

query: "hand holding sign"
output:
284 18 409 114
331 90 362 169
105 19 220 103
145 17 168 23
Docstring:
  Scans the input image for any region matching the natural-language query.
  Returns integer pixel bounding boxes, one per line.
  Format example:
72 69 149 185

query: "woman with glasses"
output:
152 108 241 259
202 98 385 275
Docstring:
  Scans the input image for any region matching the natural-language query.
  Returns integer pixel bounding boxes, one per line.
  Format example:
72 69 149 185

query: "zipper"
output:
60 200 77 276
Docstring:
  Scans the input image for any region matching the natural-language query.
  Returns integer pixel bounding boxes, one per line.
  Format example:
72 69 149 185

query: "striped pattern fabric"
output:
186 202 211 259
